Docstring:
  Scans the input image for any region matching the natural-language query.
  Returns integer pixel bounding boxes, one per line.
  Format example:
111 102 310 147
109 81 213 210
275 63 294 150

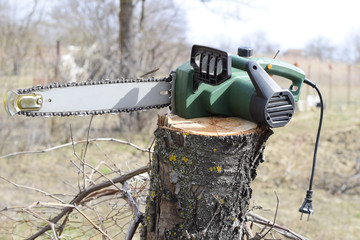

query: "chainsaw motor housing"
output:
174 45 304 128
246 61 295 128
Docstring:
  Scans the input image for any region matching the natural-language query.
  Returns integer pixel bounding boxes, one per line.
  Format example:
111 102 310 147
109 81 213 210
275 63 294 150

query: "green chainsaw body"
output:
174 50 305 127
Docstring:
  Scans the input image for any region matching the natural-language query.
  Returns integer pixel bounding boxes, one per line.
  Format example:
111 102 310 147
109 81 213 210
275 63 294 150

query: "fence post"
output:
346 65 352 107
55 40 61 82
328 63 333 109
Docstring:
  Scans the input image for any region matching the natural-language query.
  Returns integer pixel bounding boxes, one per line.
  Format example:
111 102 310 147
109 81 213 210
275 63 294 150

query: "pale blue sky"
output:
10 0 360 53
182 0 360 50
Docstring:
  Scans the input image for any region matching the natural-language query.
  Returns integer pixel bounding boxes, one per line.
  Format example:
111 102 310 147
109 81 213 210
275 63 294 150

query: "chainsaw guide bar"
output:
5 75 173 117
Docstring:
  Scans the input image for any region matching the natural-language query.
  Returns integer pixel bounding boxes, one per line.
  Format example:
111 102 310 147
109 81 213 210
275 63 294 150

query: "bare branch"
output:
244 221 255 239
246 212 309 240
27 165 149 239
0 176 65 203
138 67 160 78
148 136 156 166
74 204 113 240
123 181 143 240
57 211 71 237
82 161 123 193
250 191 280 240
93 143 119 171
1 138 151 159
25 202 59 240
81 115 94 190
81 189 123 204
87 204 108 240
70 125 87 192
26 202 113 240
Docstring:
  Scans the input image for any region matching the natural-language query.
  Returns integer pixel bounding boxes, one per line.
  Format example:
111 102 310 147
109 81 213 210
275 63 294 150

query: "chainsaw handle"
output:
231 55 305 101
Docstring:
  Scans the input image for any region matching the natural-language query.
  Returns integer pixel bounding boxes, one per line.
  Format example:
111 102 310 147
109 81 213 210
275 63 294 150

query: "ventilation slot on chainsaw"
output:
265 94 294 125
190 45 232 91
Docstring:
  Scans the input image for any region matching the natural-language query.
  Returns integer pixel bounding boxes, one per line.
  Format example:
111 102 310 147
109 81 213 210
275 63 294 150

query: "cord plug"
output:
299 190 313 221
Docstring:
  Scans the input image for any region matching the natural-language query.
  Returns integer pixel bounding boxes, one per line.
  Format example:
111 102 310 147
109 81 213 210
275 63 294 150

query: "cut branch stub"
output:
142 114 273 239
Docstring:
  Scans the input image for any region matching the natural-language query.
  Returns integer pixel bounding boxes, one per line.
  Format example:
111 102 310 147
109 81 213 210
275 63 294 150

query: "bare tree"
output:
305 36 335 60
341 30 360 63
119 0 136 78
49 0 188 81
241 30 280 54
0 0 43 75
136 0 189 72
50 0 120 80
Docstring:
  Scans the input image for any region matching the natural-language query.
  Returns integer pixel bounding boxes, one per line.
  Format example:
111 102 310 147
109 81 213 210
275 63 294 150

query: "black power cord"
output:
299 78 324 220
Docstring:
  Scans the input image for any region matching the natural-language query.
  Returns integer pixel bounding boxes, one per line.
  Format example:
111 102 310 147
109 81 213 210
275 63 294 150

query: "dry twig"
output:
245 191 308 240
0 138 151 159
249 192 280 240
0 176 65 203
123 181 143 240
26 201 113 240
27 165 149 239
246 212 308 240
81 116 94 190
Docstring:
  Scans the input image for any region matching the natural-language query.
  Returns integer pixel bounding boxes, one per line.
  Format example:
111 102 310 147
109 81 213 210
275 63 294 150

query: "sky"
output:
181 0 360 51
9 0 360 56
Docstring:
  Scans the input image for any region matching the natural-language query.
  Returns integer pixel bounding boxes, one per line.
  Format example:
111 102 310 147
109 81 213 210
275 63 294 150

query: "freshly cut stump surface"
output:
142 114 273 240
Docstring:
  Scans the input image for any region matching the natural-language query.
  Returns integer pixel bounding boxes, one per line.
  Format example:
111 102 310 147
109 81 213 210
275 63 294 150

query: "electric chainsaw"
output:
4 45 305 128
3 45 323 217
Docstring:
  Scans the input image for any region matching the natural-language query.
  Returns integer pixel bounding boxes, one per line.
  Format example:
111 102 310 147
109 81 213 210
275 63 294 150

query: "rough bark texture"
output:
119 0 136 78
118 0 143 132
142 115 273 240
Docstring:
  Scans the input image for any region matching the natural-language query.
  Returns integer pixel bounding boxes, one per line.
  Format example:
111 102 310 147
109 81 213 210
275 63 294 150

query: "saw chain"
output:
12 75 172 117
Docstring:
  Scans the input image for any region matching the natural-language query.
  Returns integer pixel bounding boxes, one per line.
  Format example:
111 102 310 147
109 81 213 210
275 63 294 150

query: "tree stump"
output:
142 114 273 240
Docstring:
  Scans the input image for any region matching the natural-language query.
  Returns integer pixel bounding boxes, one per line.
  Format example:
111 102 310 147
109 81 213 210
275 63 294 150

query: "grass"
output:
250 184 360 240
249 106 360 239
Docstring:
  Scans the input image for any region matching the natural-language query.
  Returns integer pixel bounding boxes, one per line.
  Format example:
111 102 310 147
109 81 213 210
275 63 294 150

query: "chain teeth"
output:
18 103 171 118
16 76 172 117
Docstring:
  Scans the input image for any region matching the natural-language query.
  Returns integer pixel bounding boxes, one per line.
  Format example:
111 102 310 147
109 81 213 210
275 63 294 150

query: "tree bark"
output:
142 114 273 240
119 0 136 77
119 0 143 131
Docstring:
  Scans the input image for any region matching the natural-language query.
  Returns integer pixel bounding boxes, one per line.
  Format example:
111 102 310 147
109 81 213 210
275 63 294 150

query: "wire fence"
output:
0 116 151 239
275 56 360 110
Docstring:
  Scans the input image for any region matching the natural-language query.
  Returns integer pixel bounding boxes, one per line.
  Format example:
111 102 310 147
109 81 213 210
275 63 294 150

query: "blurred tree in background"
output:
0 0 189 80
